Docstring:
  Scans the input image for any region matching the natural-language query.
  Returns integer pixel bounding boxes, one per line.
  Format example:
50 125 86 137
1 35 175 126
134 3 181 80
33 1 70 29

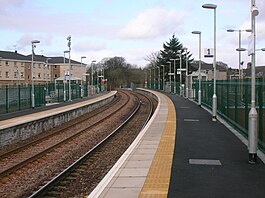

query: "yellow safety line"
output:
139 95 176 198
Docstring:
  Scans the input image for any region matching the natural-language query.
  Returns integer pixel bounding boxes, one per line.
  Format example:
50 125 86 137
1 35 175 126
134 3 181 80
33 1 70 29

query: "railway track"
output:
0 89 147 198
0 92 125 179
30 90 145 198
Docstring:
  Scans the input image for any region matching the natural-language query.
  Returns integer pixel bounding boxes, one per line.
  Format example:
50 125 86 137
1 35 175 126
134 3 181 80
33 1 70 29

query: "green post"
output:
258 78 263 145
244 78 249 132
5 85 8 113
226 81 229 117
235 80 238 123
18 84 21 110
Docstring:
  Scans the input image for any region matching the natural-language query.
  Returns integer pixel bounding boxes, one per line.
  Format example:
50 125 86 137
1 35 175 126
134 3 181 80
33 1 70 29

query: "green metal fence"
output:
193 78 265 152
0 84 46 114
0 82 94 115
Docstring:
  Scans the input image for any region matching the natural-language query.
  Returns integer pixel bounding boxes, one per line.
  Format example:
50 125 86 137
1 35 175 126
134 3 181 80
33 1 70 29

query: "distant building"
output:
243 62 265 78
0 50 86 85
190 61 228 81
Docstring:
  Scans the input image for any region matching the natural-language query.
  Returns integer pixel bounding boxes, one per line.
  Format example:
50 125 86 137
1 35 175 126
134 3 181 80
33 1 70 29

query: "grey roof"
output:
191 61 227 71
0 50 82 65
0 50 29 61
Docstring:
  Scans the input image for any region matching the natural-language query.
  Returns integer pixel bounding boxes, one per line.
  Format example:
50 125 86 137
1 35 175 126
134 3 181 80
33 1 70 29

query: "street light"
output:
184 48 189 98
192 31 202 106
157 66 161 90
67 35 72 101
63 50 70 102
170 58 178 94
248 0 259 163
91 60 96 94
45 57 51 98
227 28 251 79
80 56 86 98
202 3 217 121
177 50 183 96
161 65 165 91
166 61 172 92
31 40 40 108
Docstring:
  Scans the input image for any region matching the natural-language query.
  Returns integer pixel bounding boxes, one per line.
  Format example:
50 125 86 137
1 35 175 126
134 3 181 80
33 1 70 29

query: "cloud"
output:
118 7 187 39
0 0 25 11
74 40 107 52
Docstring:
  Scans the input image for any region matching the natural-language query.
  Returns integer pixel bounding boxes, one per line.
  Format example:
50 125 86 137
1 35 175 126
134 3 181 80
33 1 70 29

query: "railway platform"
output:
89 90 265 198
0 91 116 147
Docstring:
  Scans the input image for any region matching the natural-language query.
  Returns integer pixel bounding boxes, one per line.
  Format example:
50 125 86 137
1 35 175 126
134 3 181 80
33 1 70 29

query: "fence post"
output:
18 84 21 110
235 80 238 123
5 85 8 113
258 78 263 145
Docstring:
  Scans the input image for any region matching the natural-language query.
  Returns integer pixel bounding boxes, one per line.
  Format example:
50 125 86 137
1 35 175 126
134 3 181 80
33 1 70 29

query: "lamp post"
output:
66 35 72 101
80 56 86 98
153 67 156 89
227 29 252 79
31 40 40 108
157 66 161 90
184 48 189 98
91 60 96 94
202 3 217 121
148 68 151 88
166 61 172 92
248 0 259 163
192 31 202 106
161 65 165 91
177 51 183 96
170 59 178 94
45 57 51 98
63 50 70 102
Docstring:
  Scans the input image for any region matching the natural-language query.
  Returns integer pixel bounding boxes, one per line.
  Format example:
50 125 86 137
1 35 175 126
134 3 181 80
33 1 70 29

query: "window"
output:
5 61 8 66
0 71 2 77
38 73 41 79
14 61 17 67
21 72 24 78
14 72 18 78
54 74 57 78
38 63 41 68
5 72 9 78
21 62 24 67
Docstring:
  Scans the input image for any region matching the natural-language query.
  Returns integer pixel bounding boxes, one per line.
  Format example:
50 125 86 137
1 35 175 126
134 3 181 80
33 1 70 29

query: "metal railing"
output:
193 78 265 152
0 82 101 115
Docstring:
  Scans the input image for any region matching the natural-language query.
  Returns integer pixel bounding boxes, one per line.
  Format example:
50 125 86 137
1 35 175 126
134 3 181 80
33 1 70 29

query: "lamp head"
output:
81 56 86 59
192 31 201 34
252 6 259 17
227 29 235 32
31 40 40 44
202 3 217 9
236 47 246 52
67 35 71 41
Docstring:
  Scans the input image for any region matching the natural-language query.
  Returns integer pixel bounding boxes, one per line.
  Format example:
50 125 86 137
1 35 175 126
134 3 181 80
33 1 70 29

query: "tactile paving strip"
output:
139 96 176 198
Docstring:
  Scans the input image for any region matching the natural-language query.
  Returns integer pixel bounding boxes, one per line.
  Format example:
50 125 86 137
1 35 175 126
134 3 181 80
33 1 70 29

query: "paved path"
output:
166 93 265 198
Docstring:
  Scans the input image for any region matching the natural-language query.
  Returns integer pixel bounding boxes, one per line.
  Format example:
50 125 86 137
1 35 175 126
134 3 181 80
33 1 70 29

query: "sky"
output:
0 0 265 68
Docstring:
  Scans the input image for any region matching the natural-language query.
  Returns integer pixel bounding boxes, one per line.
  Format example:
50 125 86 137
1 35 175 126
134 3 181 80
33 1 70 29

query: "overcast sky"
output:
0 0 265 68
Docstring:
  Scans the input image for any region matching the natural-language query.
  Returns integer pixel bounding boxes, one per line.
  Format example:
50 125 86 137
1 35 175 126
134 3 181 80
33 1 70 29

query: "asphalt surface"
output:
166 93 265 198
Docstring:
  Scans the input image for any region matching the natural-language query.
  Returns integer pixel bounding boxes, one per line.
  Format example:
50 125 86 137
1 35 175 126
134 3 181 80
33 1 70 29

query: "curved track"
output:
0 90 148 198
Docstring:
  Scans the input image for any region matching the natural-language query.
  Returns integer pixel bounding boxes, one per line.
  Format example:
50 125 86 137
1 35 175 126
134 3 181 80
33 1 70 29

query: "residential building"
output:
0 50 86 85
190 61 228 81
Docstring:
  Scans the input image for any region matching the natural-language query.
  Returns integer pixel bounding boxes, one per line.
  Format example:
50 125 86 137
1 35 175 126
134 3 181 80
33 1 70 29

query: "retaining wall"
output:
0 92 116 148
